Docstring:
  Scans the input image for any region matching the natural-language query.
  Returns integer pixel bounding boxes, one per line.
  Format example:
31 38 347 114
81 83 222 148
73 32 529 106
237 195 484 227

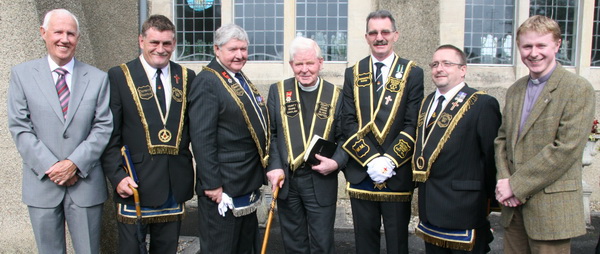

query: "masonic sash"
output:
120 63 189 155
117 194 184 224
412 86 484 182
278 78 340 171
202 66 270 168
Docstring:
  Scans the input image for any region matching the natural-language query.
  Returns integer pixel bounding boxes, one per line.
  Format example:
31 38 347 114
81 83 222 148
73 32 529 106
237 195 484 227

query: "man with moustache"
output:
413 44 500 253
495 15 595 254
341 10 424 254
189 23 269 253
102 15 196 253
8 9 112 253
266 36 348 254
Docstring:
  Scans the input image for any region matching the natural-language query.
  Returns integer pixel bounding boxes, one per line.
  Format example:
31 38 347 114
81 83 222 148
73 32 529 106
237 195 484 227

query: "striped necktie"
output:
54 68 70 119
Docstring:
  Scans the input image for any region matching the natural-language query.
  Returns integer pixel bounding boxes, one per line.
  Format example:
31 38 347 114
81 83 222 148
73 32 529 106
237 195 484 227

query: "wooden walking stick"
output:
261 175 284 254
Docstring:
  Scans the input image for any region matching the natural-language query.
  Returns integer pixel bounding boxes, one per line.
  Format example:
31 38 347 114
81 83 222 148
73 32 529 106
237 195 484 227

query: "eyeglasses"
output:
367 30 395 37
428 61 464 69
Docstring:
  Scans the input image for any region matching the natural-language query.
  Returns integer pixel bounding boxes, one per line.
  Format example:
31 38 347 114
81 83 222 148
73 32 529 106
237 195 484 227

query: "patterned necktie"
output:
54 68 70 119
374 62 385 95
155 69 167 114
426 95 445 135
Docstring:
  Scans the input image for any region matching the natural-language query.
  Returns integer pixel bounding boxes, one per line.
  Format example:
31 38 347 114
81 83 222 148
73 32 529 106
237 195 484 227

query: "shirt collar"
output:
435 82 465 102
370 53 395 68
47 56 75 74
529 62 557 85
139 55 170 79
298 77 320 92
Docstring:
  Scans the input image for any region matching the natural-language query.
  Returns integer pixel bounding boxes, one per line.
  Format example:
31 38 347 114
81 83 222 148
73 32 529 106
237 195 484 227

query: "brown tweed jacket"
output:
494 63 595 240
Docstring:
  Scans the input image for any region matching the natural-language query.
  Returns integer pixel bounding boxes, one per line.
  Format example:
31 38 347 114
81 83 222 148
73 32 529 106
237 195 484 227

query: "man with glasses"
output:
341 10 424 254
413 44 500 253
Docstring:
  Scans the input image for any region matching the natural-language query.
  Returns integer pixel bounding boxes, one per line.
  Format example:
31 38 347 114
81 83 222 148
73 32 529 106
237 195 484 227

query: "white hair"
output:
41 9 80 34
289 36 322 60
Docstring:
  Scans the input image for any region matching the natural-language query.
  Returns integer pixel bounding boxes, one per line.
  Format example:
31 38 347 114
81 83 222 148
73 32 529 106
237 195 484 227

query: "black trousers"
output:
277 173 336 254
198 195 260 254
350 197 412 254
117 219 181 254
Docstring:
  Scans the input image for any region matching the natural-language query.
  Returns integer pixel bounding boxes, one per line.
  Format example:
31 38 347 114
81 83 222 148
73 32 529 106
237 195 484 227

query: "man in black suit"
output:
412 45 500 253
189 23 269 254
266 37 348 254
102 15 196 253
341 10 424 254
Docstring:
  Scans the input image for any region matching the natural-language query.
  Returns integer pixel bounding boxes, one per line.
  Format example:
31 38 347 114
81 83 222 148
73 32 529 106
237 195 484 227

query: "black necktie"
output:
426 95 445 135
374 62 384 96
155 69 166 114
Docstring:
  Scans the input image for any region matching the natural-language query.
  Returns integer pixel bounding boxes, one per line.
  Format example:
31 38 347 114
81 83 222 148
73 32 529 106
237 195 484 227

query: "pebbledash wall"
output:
1 0 599 251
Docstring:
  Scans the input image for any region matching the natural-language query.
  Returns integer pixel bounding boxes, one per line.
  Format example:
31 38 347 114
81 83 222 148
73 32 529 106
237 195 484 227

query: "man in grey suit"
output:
266 36 347 254
495 15 595 253
7 9 112 254
189 23 269 253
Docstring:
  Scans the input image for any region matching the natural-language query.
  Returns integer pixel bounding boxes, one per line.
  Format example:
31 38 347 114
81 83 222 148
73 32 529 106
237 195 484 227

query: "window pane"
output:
296 0 348 61
592 0 600 66
234 0 284 61
464 0 515 65
530 0 578 66
174 0 221 61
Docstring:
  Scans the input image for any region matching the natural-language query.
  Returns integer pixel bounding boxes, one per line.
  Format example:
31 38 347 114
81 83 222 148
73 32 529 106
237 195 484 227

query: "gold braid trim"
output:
120 64 188 155
117 213 185 224
345 182 412 202
413 92 484 182
202 66 270 167
415 228 476 251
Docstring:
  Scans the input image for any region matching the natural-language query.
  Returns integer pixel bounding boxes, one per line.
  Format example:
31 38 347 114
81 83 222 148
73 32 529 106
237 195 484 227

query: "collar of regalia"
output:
119 60 189 155
201 60 271 168
277 77 340 171
412 84 486 182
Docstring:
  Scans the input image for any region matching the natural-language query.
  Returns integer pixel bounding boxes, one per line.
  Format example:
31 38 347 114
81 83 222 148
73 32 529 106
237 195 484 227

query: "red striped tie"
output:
54 68 70 119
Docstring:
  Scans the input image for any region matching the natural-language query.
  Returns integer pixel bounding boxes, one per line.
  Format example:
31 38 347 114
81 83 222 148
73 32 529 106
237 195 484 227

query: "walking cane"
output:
261 175 284 254
122 146 148 254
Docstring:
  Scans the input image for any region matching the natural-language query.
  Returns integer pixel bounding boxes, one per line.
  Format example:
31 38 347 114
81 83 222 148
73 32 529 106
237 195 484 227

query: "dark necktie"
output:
54 68 70 119
426 95 445 135
235 72 253 96
155 69 167 114
374 62 384 96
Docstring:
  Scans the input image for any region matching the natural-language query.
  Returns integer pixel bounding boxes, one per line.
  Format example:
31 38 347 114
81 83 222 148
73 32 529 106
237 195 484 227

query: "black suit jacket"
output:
189 59 268 197
341 55 424 191
417 86 500 230
102 58 196 207
266 78 348 206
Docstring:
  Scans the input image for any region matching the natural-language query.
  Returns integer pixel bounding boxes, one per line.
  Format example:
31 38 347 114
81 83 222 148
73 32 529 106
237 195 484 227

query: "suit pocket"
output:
451 180 482 191
544 180 578 193
218 151 246 162
130 153 144 163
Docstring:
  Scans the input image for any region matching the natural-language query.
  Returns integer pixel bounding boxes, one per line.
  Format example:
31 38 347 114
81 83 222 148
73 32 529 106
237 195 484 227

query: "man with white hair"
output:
8 8 112 253
266 36 347 253
189 23 269 253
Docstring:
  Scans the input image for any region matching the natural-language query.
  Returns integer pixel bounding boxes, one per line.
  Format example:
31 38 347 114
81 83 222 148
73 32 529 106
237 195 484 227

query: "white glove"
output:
218 193 234 217
366 157 396 184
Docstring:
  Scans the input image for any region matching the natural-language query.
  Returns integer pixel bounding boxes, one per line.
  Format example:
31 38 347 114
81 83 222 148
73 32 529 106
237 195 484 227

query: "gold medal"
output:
158 128 172 143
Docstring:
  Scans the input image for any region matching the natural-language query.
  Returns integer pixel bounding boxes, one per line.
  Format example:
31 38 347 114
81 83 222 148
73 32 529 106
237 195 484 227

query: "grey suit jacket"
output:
8 57 112 208
495 63 595 240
